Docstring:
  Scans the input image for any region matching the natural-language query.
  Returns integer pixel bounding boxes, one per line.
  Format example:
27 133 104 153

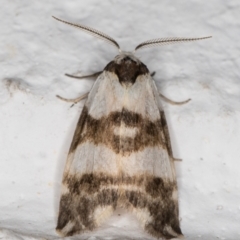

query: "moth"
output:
53 16 211 239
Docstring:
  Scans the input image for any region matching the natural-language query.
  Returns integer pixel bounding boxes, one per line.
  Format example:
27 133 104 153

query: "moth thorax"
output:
104 53 149 87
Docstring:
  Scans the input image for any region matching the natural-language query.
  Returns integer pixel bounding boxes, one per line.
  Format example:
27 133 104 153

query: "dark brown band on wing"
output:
69 106 166 155
104 58 149 86
63 172 176 198
57 173 181 238
56 188 118 235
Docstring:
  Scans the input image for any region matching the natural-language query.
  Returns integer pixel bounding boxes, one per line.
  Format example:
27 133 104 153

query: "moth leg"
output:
65 71 102 79
160 111 183 162
150 71 156 77
173 158 182 162
160 110 173 158
56 92 89 103
159 92 191 105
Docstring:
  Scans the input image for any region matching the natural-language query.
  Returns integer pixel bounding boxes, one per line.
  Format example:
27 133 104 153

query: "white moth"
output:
53 16 211 239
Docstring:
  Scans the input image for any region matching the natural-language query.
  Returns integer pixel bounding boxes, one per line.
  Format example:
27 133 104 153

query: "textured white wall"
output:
0 1 239 239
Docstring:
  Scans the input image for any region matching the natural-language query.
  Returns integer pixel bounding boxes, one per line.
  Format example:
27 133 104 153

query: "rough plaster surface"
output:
0 1 240 239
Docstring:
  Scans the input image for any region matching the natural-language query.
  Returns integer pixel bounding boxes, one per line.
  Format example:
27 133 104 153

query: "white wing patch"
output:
86 72 161 121
66 141 173 180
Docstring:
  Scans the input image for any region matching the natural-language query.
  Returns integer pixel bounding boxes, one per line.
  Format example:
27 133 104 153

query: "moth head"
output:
114 51 140 64
52 16 211 58
104 51 149 87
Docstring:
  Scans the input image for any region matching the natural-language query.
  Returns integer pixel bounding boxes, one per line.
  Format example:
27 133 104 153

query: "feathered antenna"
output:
52 16 121 52
135 36 212 51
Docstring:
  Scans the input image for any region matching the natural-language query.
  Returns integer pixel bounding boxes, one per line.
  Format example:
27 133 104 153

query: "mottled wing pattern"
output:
56 70 183 239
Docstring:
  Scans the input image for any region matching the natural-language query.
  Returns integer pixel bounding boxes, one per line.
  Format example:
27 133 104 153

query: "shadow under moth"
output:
53 16 211 239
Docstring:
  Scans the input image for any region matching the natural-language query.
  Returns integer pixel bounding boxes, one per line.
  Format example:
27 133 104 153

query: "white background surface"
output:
0 1 239 239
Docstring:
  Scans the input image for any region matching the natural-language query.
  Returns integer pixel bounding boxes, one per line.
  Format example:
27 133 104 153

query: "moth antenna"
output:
135 36 212 51
52 16 121 52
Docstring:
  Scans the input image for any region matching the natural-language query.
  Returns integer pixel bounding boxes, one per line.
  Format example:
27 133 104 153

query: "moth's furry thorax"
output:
104 52 149 86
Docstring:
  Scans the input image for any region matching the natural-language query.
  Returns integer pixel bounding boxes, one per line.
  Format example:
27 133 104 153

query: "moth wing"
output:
56 71 127 236
129 76 183 238
56 71 183 239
